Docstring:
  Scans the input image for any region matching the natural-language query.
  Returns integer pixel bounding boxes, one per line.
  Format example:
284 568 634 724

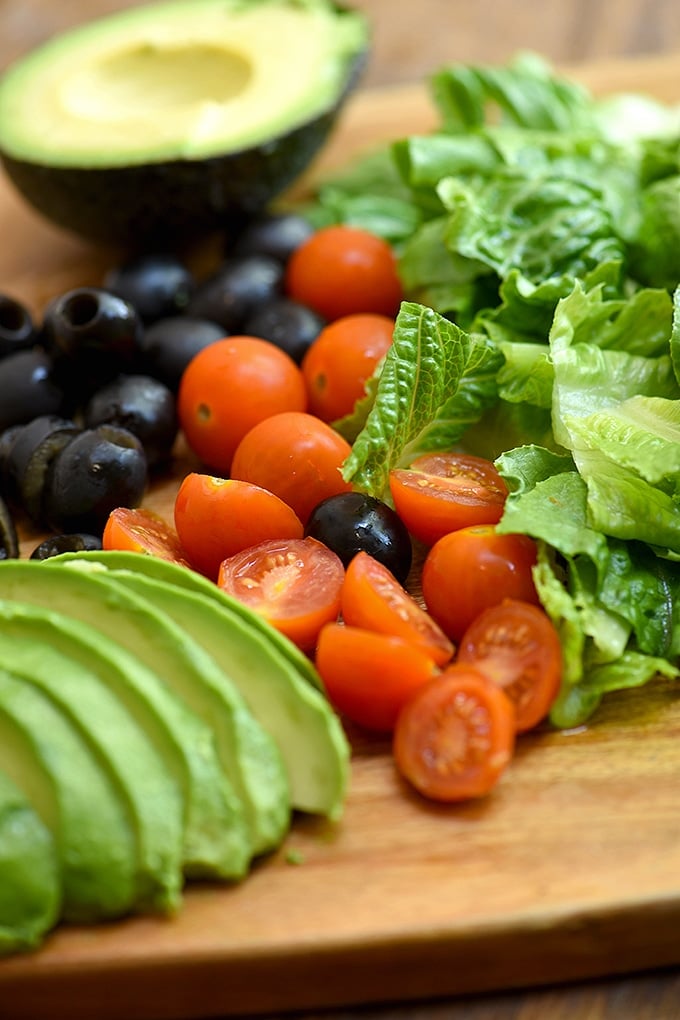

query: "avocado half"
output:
0 0 369 247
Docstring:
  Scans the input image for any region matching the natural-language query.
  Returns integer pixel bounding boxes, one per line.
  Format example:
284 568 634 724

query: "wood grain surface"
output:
1 50 680 1020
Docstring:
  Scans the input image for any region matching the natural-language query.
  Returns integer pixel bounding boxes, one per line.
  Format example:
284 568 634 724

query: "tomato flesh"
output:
389 452 508 546
315 623 439 732
218 537 345 651
457 599 562 732
341 552 454 667
102 507 191 566
393 664 516 802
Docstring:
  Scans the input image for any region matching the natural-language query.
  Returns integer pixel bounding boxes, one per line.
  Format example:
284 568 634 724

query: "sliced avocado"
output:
0 0 369 246
0 559 288 860
51 555 350 819
0 764 60 955
0 668 137 923
0 601 184 915
0 560 251 878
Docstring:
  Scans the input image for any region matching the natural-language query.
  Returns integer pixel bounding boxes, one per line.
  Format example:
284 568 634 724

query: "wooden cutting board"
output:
2 53 680 1020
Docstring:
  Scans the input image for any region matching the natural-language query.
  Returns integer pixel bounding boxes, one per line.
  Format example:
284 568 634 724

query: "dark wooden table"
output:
1 3 679 1019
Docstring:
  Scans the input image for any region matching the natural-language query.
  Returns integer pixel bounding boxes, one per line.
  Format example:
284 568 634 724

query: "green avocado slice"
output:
0 669 137 923
0 764 61 955
0 559 288 860
50 554 350 820
0 601 184 915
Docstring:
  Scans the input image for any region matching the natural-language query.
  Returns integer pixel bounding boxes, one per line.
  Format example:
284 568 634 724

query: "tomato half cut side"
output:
457 599 563 733
315 623 439 732
393 664 516 802
103 507 191 566
389 452 509 546
218 537 345 652
341 552 454 667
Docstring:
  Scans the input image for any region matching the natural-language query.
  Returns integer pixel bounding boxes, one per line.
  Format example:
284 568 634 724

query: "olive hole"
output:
62 292 101 329
0 297 30 336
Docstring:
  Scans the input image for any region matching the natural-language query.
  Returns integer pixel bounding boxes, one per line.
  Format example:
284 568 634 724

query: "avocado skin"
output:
1 50 367 250
0 764 60 955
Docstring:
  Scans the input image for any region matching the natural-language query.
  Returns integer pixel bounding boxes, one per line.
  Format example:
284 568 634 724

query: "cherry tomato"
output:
315 623 439 732
421 525 539 642
174 473 303 580
102 506 191 566
341 552 454 667
286 225 403 321
230 411 353 525
218 537 345 651
393 664 516 802
301 313 394 422
177 335 307 474
389 452 509 546
457 599 562 733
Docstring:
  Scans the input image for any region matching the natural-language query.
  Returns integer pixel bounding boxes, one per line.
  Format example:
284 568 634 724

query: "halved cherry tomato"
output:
341 552 454 667
177 335 307 474
315 623 439 732
230 411 353 525
286 225 403 322
174 473 303 580
393 664 516 802
421 525 539 642
301 313 394 422
102 507 191 566
389 452 509 546
457 599 562 733
218 537 345 651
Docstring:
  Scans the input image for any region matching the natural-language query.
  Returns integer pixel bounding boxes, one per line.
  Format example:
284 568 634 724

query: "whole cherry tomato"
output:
286 225 403 321
301 313 394 422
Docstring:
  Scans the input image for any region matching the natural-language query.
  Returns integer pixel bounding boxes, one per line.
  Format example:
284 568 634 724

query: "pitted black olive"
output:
104 254 196 324
30 532 103 560
231 212 315 264
5 415 82 524
244 298 325 364
0 294 38 359
187 254 284 333
83 374 178 469
139 317 225 392
0 348 67 431
0 494 18 560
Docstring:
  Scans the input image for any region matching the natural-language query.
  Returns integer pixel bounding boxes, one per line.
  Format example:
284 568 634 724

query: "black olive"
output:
43 286 144 399
0 494 19 560
231 212 315 264
139 316 225 391
4 415 82 524
104 254 196 324
83 374 178 469
0 425 23 500
0 348 67 431
0 294 38 359
43 424 148 536
187 255 284 333
30 532 103 560
243 298 325 364
305 491 413 584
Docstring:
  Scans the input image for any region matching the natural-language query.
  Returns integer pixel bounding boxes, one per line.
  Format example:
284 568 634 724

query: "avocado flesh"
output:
0 763 61 954
0 669 137 923
0 560 287 860
0 602 184 915
0 561 251 878
0 0 368 246
53 555 349 819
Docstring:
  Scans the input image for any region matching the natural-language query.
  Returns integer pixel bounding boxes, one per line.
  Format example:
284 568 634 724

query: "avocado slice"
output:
0 561 253 878
0 559 288 860
0 0 369 246
0 668 137 923
51 554 350 819
0 601 184 915
0 763 60 955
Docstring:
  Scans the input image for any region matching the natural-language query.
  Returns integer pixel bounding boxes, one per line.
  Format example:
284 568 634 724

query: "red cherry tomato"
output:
230 411 353 525
421 525 539 642
218 537 345 651
389 452 509 546
102 507 191 566
393 664 516 802
341 552 454 667
315 623 439 732
457 599 563 733
177 335 307 474
301 313 394 422
174 473 303 580
286 225 403 321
